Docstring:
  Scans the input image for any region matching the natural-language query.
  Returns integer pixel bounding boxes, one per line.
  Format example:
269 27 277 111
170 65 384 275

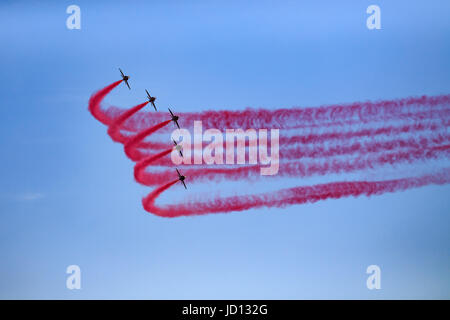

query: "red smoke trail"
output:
124 107 450 135
146 133 446 166
124 120 171 160
88 82 449 154
283 119 447 145
121 118 448 159
134 144 450 186
108 101 149 143
126 119 448 165
280 133 450 160
134 148 173 183
142 179 179 216
88 82 450 217
88 80 123 125
102 106 448 136
143 169 450 217
91 88 450 132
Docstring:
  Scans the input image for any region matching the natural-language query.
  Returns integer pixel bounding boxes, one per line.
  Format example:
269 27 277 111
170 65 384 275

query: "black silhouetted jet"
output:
145 89 157 111
119 68 130 89
176 168 187 189
168 108 180 129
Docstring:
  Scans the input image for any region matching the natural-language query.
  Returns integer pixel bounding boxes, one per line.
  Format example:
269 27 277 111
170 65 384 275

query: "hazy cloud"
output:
14 193 45 201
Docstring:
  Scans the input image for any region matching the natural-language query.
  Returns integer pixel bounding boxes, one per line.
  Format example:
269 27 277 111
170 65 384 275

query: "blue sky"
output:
0 0 449 299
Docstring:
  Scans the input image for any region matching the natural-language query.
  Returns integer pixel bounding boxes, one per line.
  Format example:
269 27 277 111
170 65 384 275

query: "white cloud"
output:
15 193 45 201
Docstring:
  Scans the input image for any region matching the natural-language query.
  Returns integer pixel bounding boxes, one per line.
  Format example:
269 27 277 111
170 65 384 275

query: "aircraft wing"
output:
119 68 124 77
168 108 174 117
175 120 180 129
151 101 157 111
181 180 187 189
176 168 181 178
125 80 131 90
179 150 183 158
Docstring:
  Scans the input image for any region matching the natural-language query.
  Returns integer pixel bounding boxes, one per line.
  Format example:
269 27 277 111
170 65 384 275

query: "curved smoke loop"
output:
89 80 450 217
